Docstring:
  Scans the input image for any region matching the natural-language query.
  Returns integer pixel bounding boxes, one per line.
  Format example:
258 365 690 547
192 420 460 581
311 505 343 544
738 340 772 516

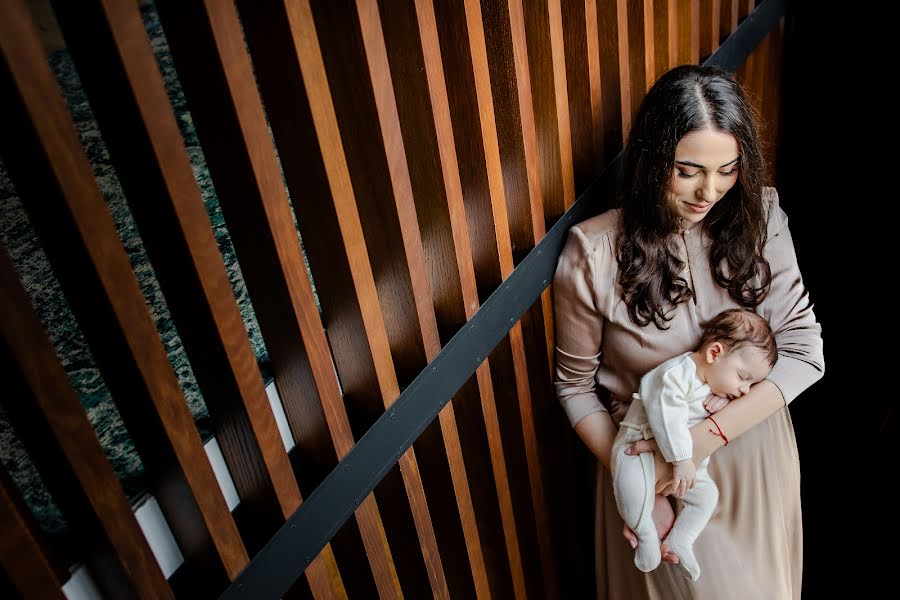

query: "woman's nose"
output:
698 176 716 202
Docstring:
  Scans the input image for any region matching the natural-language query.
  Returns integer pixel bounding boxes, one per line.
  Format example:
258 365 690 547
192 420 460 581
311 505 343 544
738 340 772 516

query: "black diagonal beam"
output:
219 1 784 597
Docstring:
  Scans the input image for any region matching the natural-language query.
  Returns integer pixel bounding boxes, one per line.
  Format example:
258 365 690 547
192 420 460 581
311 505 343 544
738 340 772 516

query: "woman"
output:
553 64 824 599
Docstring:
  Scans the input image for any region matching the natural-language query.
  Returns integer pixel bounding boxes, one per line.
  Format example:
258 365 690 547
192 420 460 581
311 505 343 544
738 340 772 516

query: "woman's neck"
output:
678 218 702 233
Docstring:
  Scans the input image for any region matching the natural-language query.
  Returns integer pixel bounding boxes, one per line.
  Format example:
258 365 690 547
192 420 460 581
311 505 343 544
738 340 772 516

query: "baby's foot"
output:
663 535 700 580
632 525 661 573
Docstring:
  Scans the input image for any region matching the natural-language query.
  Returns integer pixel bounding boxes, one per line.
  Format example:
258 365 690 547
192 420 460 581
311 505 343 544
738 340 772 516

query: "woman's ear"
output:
705 341 724 364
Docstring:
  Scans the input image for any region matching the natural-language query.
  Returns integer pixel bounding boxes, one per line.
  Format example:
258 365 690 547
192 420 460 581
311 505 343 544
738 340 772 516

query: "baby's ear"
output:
705 341 724 363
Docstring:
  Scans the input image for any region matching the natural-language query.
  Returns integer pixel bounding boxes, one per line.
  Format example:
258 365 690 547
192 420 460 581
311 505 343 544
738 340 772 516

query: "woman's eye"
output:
719 169 737 177
677 171 696 179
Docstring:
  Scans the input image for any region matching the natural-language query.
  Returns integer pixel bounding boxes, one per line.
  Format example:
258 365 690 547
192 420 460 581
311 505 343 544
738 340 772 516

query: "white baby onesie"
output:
611 352 720 581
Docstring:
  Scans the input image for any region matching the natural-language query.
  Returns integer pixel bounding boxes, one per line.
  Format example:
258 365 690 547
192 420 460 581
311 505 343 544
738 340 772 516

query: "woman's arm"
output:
573 411 619 470
553 227 609 428
689 379 786 462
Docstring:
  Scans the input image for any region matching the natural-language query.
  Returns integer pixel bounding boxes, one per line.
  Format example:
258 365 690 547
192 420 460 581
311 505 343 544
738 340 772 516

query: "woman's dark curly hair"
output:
616 64 771 328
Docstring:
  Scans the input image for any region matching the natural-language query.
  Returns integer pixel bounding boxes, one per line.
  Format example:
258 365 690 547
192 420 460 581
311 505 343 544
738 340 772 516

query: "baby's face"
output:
705 346 772 400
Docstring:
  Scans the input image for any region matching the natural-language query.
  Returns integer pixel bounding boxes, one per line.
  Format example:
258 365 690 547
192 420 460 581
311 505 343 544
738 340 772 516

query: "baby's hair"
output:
698 308 777 366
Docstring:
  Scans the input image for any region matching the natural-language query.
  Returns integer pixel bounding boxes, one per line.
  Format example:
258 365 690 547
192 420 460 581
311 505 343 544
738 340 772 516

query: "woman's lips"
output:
685 202 711 213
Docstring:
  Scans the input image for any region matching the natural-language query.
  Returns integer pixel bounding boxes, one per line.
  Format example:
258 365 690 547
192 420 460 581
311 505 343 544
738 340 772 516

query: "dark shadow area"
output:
780 2 892 596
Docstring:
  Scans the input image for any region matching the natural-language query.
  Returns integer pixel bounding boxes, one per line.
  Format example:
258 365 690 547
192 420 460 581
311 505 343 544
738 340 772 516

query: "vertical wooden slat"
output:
409 2 534 595
737 19 782 185
584 0 605 170
153 0 399 597
548 0 576 213
473 0 569 597
514 0 564 374
624 0 651 121
613 0 633 134
315 0 488 597
562 0 605 195
378 0 512 598
310 0 457 597
45 0 308 560
0 0 247 586
739 0 754 20
710 0 721 52
667 0 678 69
454 1 547 598
723 0 739 37
595 0 626 156
519 0 560 226
642 0 656 90
161 0 396 596
238 1 447 597
431 1 533 597
0 246 173 599
676 0 700 65
653 0 677 78
0 465 67 600
699 0 713 60
503 3 589 597
761 19 784 183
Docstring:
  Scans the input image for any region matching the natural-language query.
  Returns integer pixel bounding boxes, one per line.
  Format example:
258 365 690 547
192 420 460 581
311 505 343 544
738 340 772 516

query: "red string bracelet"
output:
707 415 729 445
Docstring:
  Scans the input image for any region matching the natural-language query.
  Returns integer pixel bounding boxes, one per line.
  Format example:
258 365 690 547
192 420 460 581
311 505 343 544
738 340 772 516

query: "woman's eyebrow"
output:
675 157 740 169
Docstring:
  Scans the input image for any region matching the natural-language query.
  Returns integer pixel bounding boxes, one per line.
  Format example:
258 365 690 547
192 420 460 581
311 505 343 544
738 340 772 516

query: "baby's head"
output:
695 309 777 399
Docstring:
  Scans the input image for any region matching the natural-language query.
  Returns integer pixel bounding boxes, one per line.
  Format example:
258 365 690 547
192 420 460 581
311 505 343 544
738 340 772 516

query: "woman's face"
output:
667 128 740 228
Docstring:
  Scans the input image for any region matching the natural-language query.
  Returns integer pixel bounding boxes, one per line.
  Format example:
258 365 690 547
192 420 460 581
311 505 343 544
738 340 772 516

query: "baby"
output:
611 308 777 580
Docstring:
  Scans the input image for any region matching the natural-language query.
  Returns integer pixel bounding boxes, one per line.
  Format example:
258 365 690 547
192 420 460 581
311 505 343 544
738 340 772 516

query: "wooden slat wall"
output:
0 0 248 593
0 0 783 597
1 246 172 598
0 463 67 600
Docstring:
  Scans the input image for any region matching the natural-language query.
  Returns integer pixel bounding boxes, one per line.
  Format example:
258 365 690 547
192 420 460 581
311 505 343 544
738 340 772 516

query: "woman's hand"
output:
625 439 676 495
622 495 680 564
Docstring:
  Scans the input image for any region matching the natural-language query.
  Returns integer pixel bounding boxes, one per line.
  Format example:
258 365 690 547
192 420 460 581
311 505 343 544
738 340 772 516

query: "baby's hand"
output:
671 459 696 498
704 394 730 414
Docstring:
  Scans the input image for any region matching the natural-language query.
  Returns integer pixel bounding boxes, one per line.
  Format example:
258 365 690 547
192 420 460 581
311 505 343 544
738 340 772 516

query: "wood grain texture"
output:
676 0 700 65
614 0 632 135
723 0 739 38
1 246 173 598
156 0 433 596
561 0 596 202
0 464 67 600
471 0 576 596
736 17 783 186
239 0 445 597
0 0 247 586
46 0 303 566
595 0 626 158
711 0 721 53
429 1 540 597
699 0 713 60
209 0 404 596
652 0 677 78
548 0 576 212
584 0 605 170
517 0 560 229
380 0 518 597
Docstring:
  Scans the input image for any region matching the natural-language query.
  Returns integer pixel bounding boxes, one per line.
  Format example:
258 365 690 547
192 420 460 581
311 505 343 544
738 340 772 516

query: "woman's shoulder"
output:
762 185 789 238
569 207 622 251
556 208 621 283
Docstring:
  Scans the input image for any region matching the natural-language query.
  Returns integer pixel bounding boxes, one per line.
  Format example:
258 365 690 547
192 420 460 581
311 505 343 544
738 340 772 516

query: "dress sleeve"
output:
553 226 607 426
642 360 694 463
759 187 825 404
